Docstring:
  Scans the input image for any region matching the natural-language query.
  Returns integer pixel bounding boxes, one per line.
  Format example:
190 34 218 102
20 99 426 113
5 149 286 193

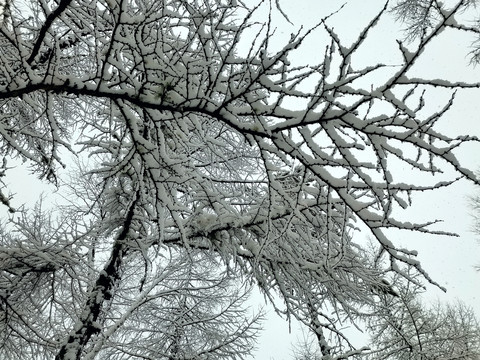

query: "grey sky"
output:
242 1 480 358
1 1 478 359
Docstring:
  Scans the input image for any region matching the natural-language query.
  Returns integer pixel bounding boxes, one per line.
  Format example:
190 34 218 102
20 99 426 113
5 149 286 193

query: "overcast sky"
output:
243 1 480 358
1 1 479 359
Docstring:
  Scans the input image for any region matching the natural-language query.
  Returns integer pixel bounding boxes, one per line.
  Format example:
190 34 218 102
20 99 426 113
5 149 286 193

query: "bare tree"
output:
366 272 480 360
391 0 480 63
470 176 480 271
291 259 480 360
0 0 479 359
0 198 263 360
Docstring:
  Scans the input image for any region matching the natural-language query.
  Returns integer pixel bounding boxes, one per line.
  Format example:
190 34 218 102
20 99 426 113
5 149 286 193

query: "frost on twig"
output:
0 0 479 358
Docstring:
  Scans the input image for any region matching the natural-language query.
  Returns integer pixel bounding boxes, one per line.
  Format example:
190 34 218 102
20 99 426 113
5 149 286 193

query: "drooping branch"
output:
0 0 479 359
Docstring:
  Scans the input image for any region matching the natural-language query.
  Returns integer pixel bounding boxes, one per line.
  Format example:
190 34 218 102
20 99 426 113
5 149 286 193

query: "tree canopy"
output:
0 0 479 359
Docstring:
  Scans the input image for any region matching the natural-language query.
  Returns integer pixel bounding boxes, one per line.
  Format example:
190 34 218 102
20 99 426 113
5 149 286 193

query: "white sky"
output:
1 1 479 359
245 1 480 359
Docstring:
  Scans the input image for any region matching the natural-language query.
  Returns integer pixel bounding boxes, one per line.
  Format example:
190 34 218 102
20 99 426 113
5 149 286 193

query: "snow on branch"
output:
0 0 479 358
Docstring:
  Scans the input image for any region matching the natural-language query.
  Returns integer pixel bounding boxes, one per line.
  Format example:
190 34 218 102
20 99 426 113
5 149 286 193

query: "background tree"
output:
391 0 480 62
0 198 263 360
366 272 480 360
0 0 479 359
292 267 480 360
470 174 480 271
